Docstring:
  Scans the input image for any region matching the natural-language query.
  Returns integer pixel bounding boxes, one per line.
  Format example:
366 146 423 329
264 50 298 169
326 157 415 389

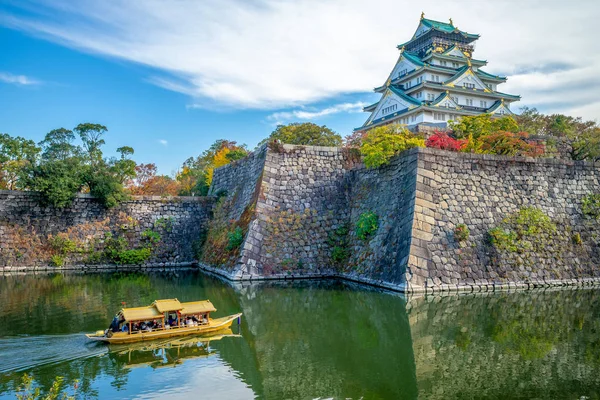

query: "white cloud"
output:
0 72 40 85
267 102 367 125
1 0 600 117
158 139 168 146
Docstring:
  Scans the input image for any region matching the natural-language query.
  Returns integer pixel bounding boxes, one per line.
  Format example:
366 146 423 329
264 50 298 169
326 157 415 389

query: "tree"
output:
136 175 181 196
26 124 135 208
176 139 248 195
111 146 137 184
450 114 519 139
572 127 600 162
261 122 343 146
0 133 40 190
38 128 79 162
129 163 158 190
360 124 425 169
74 123 107 166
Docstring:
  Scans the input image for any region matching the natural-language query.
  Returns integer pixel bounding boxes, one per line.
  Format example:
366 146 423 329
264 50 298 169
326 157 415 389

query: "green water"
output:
0 271 599 399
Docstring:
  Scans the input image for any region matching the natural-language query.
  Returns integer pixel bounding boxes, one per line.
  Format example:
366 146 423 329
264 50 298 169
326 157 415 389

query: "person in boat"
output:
109 316 119 333
121 324 129 333
168 315 177 327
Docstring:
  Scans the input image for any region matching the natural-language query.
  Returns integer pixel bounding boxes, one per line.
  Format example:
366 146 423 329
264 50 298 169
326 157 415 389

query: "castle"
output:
357 13 520 131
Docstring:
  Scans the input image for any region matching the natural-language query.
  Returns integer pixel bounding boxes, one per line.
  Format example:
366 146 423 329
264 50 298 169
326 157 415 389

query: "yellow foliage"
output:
204 147 232 188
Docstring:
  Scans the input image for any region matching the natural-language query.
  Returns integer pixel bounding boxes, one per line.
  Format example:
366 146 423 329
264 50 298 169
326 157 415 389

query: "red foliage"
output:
480 131 544 157
425 131 468 152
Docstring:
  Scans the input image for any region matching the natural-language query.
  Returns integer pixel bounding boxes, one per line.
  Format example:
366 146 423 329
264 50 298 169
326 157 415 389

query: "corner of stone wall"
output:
405 149 439 292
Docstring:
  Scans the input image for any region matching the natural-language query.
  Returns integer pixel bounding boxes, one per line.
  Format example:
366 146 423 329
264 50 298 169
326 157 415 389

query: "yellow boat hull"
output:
85 313 242 344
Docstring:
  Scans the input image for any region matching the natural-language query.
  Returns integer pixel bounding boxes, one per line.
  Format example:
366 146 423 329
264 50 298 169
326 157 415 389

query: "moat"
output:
1 270 599 399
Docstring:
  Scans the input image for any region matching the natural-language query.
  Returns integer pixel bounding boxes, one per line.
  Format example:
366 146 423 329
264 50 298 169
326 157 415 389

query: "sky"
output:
1 0 599 174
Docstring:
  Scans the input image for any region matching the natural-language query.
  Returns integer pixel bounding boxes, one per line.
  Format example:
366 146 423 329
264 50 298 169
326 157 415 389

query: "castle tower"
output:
356 13 520 132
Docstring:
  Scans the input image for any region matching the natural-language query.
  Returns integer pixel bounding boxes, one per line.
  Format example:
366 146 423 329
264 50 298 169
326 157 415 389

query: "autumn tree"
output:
176 139 248 195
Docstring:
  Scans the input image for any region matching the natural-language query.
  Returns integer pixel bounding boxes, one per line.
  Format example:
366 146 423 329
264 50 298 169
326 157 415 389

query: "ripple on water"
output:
0 333 108 373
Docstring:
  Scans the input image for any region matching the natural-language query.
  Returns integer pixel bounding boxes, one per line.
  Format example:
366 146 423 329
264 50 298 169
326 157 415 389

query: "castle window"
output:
427 93 435 101
411 115 417 122
399 69 407 77
464 82 475 89
452 96 459 103
434 113 446 121
480 100 488 108
441 61 447 66
381 104 398 116
417 76 423 84
452 62 459 68
466 99 473 106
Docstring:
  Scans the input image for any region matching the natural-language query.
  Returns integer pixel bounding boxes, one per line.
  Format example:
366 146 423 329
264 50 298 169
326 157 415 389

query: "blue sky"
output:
1 0 599 174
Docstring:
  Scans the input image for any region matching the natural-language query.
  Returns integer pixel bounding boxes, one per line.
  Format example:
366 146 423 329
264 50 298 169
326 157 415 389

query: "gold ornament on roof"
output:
449 18 453 25
421 12 425 19
467 58 472 67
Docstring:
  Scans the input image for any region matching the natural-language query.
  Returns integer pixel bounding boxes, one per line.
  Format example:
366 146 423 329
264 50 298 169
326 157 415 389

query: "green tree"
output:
38 128 79 162
0 133 40 190
360 124 425 169
74 123 107 166
450 114 519 139
261 122 342 146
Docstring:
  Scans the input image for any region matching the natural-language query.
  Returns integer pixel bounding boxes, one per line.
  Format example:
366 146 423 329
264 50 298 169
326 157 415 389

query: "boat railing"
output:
124 320 210 335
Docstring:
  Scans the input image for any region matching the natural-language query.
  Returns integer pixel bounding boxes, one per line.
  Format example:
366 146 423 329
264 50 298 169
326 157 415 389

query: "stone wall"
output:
409 148 600 292
238 144 360 278
206 145 600 292
343 149 418 286
0 190 213 269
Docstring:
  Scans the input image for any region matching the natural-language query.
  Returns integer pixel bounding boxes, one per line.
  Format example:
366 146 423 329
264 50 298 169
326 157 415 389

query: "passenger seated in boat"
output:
185 317 194 326
121 324 129 332
168 315 177 327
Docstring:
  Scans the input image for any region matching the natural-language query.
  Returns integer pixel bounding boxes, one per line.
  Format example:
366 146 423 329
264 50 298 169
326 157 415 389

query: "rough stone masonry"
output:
206 144 600 293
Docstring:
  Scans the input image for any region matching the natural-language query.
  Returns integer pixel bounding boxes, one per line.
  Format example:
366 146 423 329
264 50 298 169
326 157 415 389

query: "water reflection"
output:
0 271 599 399
108 329 241 370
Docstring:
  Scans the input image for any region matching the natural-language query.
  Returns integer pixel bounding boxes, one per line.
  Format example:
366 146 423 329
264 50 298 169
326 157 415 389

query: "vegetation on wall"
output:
582 194 600 219
328 224 350 267
488 207 557 253
431 109 600 161
0 212 170 267
454 224 470 242
355 211 379 240
196 196 247 268
359 124 425 169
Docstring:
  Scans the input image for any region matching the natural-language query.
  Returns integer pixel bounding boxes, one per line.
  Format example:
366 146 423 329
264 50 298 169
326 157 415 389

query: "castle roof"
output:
398 15 480 49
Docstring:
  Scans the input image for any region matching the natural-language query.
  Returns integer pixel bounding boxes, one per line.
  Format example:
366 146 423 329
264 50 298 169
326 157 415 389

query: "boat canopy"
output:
118 299 215 322
120 306 162 322
152 299 183 312
180 300 217 315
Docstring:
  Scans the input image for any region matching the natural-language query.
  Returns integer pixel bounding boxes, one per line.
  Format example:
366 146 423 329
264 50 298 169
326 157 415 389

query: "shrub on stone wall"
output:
426 131 468 152
360 124 425 169
453 224 470 242
488 207 557 253
355 211 379 241
582 194 600 219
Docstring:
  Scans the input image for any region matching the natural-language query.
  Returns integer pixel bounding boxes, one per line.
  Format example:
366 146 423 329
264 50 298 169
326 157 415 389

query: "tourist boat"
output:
85 298 242 344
